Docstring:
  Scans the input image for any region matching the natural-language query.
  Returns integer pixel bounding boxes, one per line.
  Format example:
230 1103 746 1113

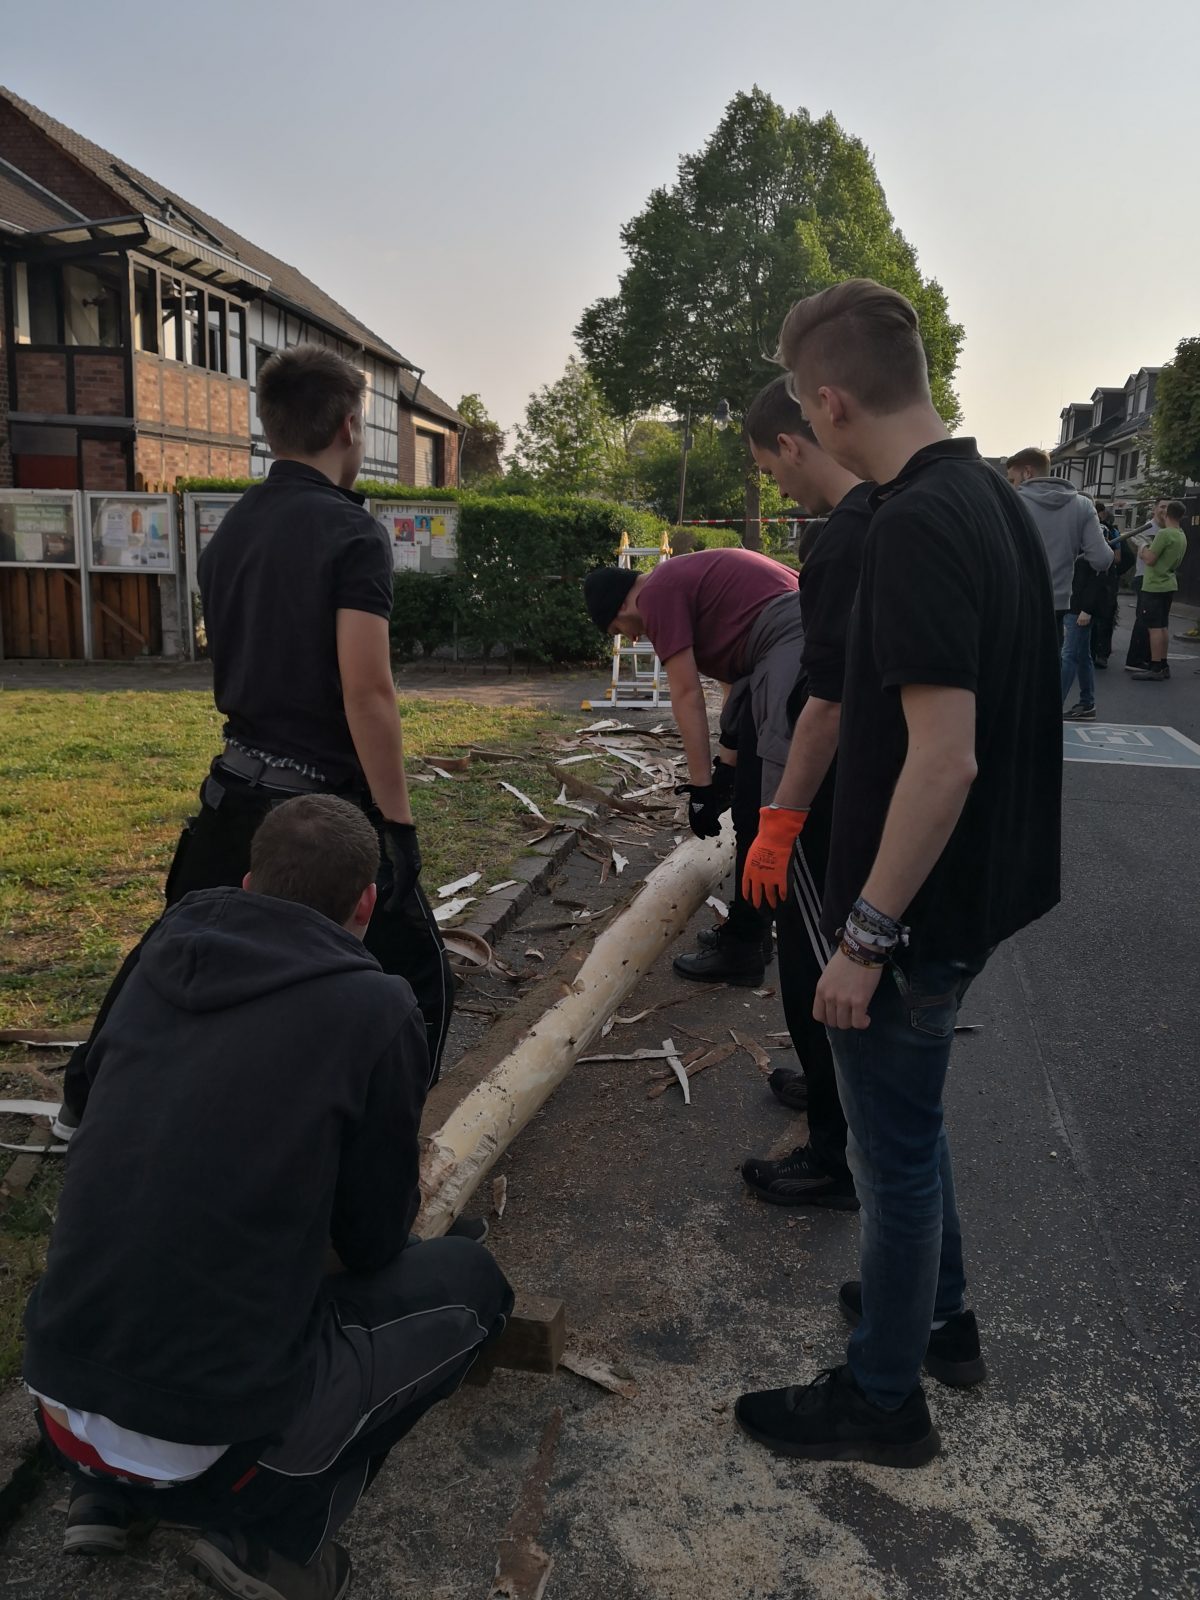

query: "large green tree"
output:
510 357 626 498
1152 337 1200 484
456 393 506 483
576 88 964 546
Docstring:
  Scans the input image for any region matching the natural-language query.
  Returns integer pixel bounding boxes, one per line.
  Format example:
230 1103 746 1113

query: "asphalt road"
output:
2 599 1197 1599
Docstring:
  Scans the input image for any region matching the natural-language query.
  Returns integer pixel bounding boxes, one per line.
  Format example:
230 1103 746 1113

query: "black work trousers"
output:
45 1238 513 1564
63 764 453 1119
721 690 772 947
772 769 849 1173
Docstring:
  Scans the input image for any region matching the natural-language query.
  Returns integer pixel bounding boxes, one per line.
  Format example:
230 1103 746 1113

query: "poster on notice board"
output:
88 497 176 573
370 501 459 572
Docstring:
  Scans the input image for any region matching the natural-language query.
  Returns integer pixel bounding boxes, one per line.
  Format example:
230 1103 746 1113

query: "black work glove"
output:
382 821 422 910
675 782 724 840
710 756 736 811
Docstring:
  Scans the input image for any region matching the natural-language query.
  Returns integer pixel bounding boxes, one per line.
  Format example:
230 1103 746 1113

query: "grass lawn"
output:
0 689 600 1031
0 687 605 1381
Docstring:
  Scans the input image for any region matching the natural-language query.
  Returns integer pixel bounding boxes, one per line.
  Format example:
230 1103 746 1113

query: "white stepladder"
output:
581 528 672 711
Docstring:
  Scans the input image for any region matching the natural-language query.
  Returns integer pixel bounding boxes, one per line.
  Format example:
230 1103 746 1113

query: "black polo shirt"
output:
787 480 874 722
198 461 394 785
821 438 1062 958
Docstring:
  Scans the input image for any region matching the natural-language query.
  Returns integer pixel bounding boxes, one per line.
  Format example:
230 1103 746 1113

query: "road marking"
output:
1064 723 1200 768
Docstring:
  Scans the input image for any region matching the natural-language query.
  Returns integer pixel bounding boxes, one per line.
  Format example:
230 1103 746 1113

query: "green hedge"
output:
176 475 459 501
389 497 666 664
667 525 743 554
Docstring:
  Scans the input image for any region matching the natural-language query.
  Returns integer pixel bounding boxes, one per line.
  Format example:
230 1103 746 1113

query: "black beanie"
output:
583 567 638 631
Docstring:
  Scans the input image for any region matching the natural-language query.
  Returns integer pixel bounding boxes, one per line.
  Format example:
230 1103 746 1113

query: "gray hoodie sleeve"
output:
1078 502 1114 573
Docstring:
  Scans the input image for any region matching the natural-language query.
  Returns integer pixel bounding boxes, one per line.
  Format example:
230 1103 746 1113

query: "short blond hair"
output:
775 279 930 415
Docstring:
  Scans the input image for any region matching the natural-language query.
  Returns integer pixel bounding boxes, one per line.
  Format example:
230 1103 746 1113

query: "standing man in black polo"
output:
736 376 872 1210
59 346 451 1131
736 280 1061 1466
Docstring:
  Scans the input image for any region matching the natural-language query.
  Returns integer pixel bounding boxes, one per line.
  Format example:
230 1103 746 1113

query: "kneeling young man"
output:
736 280 1061 1466
25 796 512 1600
583 543 801 984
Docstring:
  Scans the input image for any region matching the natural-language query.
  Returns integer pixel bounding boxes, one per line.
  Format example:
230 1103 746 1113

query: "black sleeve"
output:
333 514 395 620
799 529 866 704
870 507 979 693
330 1003 430 1274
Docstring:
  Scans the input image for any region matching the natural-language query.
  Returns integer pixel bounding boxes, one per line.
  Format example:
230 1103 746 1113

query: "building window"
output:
161 277 184 361
184 287 204 365
1085 455 1098 485
1135 384 1147 413
12 261 61 344
206 298 227 374
1118 452 1128 480
414 429 442 487
1129 450 1139 479
228 306 246 380
62 263 121 348
133 265 158 353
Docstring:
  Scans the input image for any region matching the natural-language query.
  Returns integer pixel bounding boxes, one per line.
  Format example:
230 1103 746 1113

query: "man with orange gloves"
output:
737 377 873 1210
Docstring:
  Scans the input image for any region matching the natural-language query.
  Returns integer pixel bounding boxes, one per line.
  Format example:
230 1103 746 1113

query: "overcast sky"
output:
7 0 1197 455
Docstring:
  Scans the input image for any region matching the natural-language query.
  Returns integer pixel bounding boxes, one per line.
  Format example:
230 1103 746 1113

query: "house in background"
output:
0 84 463 659
0 84 461 499
1049 367 1162 525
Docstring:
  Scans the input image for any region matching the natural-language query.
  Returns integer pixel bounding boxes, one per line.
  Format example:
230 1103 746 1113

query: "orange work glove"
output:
741 806 810 909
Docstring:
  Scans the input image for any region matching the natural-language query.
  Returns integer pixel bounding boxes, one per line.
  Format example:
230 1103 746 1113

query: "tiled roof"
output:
0 85 412 367
401 373 463 428
0 158 80 232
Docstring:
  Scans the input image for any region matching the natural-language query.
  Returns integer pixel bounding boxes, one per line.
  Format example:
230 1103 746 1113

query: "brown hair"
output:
249 794 379 925
1007 447 1052 476
256 344 366 455
775 279 929 414
1165 499 1187 521
744 376 816 451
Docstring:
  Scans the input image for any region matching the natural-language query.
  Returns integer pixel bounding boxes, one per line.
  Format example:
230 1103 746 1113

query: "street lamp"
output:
677 399 733 525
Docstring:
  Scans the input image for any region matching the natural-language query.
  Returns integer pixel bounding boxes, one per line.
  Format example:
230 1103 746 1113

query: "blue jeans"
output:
1060 615 1094 707
828 950 990 1409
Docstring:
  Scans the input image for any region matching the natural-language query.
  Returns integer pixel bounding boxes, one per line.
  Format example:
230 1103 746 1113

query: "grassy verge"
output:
0 689 597 1031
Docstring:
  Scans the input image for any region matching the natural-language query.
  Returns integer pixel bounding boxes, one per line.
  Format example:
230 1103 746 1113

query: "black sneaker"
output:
673 939 765 986
186 1531 351 1600
838 1281 987 1387
63 1487 156 1556
446 1215 489 1243
1094 657 1108 669
767 1065 808 1112
1129 665 1169 680
1062 704 1096 721
735 1364 939 1466
696 925 775 965
741 1144 858 1210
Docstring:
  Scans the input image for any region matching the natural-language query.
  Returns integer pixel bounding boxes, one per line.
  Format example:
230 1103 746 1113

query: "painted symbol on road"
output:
1063 723 1200 768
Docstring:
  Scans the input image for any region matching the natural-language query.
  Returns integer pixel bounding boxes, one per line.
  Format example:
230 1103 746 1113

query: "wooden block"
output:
465 1292 566 1386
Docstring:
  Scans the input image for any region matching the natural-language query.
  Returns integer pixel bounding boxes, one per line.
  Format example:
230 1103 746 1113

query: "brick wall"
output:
398 408 460 488
80 437 129 490
397 410 416 485
73 353 125 416
0 263 11 488
134 436 251 489
15 349 68 412
0 101 122 217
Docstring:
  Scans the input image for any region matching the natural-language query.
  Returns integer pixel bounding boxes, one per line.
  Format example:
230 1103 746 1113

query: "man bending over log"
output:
583 539 801 988
24 796 512 1600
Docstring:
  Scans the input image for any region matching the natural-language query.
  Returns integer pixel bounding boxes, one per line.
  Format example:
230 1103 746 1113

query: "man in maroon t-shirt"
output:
584 548 801 983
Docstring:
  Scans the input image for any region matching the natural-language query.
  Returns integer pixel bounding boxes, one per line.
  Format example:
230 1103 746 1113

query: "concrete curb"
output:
450 824 587 951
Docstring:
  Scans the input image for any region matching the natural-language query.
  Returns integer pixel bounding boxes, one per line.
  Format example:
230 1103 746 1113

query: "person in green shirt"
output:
1131 500 1188 682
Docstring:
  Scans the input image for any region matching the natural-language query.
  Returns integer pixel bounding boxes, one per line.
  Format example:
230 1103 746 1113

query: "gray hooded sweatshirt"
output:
1017 479 1113 610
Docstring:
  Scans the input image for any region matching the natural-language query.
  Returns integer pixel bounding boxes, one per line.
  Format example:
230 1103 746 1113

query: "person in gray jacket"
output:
1005 449 1113 640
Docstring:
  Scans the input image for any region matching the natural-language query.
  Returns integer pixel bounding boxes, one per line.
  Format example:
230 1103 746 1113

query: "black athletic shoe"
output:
446 1215 489 1243
741 1144 859 1210
767 1065 808 1112
63 1487 156 1556
1129 665 1169 681
673 940 765 986
838 1281 987 1388
1094 657 1108 669
1062 703 1096 721
735 1364 940 1466
186 1531 351 1600
696 925 775 964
